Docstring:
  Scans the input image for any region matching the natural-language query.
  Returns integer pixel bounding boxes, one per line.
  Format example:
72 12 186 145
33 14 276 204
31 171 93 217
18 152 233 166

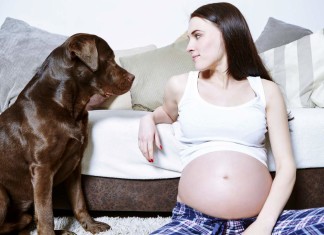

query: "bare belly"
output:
177 151 272 219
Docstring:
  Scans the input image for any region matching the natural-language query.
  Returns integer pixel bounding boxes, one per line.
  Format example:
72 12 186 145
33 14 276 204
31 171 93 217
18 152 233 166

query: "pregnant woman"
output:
138 3 324 235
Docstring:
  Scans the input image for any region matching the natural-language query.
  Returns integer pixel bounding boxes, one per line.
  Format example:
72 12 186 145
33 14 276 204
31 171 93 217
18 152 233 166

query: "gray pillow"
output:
255 17 312 53
0 17 67 113
120 39 195 111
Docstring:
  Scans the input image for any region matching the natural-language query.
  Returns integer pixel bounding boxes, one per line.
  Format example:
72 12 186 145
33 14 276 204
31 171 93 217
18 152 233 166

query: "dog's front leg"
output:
31 164 55 235
65 163 111 234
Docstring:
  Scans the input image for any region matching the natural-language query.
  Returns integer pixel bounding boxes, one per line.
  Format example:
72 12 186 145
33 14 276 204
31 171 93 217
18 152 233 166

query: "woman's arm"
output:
138 74 187 162
244 80 296 234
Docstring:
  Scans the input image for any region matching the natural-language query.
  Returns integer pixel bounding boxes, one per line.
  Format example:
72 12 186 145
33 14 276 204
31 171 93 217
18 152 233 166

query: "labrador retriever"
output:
0 33 134 235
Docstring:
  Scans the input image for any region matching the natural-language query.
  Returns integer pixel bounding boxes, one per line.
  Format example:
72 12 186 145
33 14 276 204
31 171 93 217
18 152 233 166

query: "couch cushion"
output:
259 29 324 108
255 17 313 53
119 39 195 111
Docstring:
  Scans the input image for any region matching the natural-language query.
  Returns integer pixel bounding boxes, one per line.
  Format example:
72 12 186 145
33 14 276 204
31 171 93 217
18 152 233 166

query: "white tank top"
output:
176 71 268 167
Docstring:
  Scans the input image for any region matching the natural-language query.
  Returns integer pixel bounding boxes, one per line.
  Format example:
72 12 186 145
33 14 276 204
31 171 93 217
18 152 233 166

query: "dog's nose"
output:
127 73 135 82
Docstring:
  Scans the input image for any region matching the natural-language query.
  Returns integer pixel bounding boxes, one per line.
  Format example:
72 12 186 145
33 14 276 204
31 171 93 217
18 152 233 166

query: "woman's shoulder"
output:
168 72 190 84
260 78 285 106
260 79 281 94
165 72 192 102
166 72 191 91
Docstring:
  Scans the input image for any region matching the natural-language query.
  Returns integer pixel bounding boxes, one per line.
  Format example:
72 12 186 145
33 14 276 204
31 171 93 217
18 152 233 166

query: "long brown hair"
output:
191 2 272 81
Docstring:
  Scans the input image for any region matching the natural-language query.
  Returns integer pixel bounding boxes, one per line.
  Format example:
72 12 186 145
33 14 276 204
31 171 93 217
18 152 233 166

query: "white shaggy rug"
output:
30 216 171 235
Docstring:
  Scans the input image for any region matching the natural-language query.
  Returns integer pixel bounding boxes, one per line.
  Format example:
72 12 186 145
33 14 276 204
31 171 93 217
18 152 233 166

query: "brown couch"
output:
53 168 324 214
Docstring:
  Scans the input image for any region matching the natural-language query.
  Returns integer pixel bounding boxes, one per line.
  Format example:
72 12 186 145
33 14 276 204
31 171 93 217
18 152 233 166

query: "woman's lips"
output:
192 55 199 61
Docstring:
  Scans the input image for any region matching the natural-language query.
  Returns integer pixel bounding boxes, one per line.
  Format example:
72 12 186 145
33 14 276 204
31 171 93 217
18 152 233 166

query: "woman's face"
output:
187 17 227 71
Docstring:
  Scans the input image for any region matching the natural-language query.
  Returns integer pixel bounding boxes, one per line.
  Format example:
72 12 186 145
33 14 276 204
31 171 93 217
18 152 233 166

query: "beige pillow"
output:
99 92 132 110
174 32 187 43
120 39 195 111
114 44 156 65
259 29 324 108
99 44 157 110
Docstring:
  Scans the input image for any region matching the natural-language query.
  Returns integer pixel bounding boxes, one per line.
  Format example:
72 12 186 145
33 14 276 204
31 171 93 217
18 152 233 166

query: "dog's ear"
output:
69 37 98 72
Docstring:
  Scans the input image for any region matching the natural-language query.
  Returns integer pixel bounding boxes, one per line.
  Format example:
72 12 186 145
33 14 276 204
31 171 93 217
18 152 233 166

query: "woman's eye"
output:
195 34 201 39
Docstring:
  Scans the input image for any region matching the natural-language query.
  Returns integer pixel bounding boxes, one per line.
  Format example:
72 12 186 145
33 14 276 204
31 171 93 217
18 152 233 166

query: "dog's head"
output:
63 33 135 108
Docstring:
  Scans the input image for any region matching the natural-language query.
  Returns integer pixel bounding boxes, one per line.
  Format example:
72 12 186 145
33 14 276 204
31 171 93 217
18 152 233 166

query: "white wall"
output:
1 0 323 50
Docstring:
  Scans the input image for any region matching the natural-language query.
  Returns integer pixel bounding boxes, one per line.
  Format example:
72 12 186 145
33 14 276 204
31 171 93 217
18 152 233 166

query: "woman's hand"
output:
137 75 183 163
138 114 162 163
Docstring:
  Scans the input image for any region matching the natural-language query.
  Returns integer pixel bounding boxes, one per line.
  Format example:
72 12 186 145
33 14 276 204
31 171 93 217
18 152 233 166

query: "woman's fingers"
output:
138 115 162 163
155 132 162 151
138 135 154 162
147 139 154 162
138 132 162 163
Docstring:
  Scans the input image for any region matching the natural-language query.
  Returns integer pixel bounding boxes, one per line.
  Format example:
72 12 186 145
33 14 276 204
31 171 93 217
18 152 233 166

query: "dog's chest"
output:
50 117 87 179
67 122 87 145
62 119 87 160
53 134 86 185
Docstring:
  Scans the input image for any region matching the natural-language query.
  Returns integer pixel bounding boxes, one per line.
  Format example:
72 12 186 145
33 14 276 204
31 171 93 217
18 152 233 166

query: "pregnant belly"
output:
177 151 272 219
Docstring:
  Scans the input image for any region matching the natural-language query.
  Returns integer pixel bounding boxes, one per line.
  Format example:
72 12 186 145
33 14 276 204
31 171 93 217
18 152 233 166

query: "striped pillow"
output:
311 82 324 107
259 29 324 108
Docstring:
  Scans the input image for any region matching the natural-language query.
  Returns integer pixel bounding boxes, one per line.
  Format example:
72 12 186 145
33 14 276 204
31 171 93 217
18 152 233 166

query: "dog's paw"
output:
84 220 111 234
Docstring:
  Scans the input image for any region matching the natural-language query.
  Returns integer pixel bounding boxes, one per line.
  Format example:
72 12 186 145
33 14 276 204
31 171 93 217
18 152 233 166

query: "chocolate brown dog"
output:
0 33 134 234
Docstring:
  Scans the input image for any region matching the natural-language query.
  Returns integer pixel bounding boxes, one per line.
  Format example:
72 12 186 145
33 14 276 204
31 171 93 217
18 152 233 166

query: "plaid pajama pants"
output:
150 202 324 235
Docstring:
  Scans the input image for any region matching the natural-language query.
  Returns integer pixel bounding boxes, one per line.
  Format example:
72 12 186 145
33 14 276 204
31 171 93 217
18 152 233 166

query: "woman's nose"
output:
186 40 193 53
